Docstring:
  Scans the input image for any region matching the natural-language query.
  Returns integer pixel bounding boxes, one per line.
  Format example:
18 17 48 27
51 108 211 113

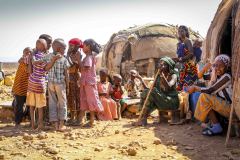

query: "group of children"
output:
12 34 143 131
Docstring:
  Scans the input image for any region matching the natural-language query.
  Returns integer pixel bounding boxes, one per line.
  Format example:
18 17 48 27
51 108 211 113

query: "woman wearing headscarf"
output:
175 25 198 91
135 56 179 126
187 54 232 136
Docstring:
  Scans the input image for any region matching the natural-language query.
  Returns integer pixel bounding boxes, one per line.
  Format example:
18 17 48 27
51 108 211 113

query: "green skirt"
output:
140 88 179 112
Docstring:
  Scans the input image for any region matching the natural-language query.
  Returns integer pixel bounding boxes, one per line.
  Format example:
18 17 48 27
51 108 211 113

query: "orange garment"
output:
97 82 118 120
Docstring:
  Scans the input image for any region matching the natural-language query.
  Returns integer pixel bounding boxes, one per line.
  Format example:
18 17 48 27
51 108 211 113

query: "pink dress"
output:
97 82 118 120
80 55 103 112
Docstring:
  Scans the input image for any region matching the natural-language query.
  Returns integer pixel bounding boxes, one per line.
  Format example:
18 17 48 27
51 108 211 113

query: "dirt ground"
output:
1 86 240 160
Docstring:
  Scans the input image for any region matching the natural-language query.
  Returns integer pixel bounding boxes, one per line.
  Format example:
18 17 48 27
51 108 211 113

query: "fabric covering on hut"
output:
101 23 202 80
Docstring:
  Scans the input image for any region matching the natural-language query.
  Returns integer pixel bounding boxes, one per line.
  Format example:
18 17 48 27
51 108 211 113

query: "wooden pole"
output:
137 69 160 122
225 61 240 146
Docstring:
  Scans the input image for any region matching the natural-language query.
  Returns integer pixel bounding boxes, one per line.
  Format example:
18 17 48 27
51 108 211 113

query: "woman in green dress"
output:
136 56 179 126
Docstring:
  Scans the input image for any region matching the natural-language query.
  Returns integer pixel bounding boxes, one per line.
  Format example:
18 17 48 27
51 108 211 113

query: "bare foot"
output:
58 125 70 132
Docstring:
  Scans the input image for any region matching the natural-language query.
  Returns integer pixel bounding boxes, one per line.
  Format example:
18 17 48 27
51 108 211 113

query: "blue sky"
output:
0 0 221 62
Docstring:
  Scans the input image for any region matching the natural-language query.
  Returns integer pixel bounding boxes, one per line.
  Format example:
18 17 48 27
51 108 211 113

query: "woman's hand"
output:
186 85 201 94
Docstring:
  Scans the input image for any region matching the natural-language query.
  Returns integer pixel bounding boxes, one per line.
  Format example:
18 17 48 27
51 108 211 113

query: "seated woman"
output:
97 69 118 120
135 56 179 126
187 54 232 136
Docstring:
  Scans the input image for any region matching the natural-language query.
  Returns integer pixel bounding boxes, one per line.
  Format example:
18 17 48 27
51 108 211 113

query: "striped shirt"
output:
201 73 232 103
27 51 47 93
12 62 29 96
43 52 69 83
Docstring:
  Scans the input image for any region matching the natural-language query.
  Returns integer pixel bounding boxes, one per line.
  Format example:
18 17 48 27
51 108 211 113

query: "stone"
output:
231 149 240 155
45 147 59 155
0 154 4 160
94 147 103 152
109 144 115 149
22 133 33 141
115 130 120 134
153 139 161 145
37 132 48 140
184 146 194 150
126 147 137 156
129 141 141 147
83 158 91 160
10 152 27 157
0 136 4 141
121 145 128 149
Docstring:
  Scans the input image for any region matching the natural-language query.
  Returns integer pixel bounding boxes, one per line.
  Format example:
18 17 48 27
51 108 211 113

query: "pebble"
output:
115 130 120 134
109 144 115 149
126 147 137 156
153 139 161 145
83 157 92 160
45 147 59 154
0 154 4 160
0 136 4 141
94 147 103 152
129 141 141 147
184 146 194 150
37 132 48 140
23 133 33 141
121 145 128 149
10 152 27 157
231 149 240 155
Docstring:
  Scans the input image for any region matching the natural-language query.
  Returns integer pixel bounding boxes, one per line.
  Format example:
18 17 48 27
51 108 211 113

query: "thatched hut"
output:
102 23 202 80
203 0 240 119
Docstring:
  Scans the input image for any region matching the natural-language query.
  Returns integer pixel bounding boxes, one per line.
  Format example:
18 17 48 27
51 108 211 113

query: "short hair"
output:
52 38 66 51
39 34 52 44
36 38 47 50
23 47 32 53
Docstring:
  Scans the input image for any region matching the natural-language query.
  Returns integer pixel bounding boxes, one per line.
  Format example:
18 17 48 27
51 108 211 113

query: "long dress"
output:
97 82 118 120
176 42 198 91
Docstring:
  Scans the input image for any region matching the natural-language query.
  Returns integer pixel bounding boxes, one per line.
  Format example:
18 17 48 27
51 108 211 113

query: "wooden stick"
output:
225 61 240 146
137 69 160 122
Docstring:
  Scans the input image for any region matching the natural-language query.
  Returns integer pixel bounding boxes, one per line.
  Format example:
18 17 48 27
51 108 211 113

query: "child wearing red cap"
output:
66 38 82 125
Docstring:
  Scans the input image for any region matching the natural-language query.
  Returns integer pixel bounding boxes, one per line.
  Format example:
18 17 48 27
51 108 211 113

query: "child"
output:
97 68 118 120
43 38 69 131
77 39 103 127
12 47 32 128
66 38 82 125
193 39 203 64
39 34 53 53
175 25 198 91
112 74 126 119
126 70 141 98
26 39 48 130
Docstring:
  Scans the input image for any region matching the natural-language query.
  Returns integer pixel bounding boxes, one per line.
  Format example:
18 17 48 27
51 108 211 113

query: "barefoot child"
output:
97 68 118 120
12 47 32 128
77 39 103 127
26 39 48 130
44 39 69 131
66 38 82 125
112 74 126 119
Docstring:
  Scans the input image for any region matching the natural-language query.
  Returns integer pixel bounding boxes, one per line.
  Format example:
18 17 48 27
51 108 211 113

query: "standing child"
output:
126 70 141 98
44 38 69 131
26 39 48 130
12 47 32 128
97 69 118 120
112 74 126 119
66 38 82 125
77 39 103 127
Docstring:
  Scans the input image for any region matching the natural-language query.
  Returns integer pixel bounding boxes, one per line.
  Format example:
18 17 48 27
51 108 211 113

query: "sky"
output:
0 0 221 62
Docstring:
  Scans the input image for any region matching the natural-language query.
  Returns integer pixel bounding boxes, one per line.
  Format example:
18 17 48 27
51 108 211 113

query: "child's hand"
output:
52 54 62 61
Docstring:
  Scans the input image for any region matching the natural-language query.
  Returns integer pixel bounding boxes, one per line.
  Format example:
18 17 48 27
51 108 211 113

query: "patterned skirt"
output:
177 62 198 91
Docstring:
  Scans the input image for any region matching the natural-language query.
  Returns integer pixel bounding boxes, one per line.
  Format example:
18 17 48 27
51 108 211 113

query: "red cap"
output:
69 38 83 48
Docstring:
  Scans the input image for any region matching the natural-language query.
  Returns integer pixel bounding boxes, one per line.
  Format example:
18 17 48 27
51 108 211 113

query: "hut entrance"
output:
219 12 232 58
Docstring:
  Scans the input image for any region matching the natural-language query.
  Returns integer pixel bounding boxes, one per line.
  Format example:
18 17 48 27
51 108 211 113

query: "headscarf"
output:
69 38 83 48
113 74 122 81
178 25 189 38
84 39 101 54
214 54 231 68
99 68 108 75
160 56 176 71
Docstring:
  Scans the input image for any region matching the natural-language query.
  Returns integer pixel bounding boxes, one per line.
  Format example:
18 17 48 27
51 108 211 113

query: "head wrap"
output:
160 56 176 70
178 25 189 38
69 38 83 48
214 54 231 68
84 39 101 54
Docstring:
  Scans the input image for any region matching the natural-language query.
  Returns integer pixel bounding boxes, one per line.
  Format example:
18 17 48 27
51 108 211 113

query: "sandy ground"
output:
0 86 240 160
